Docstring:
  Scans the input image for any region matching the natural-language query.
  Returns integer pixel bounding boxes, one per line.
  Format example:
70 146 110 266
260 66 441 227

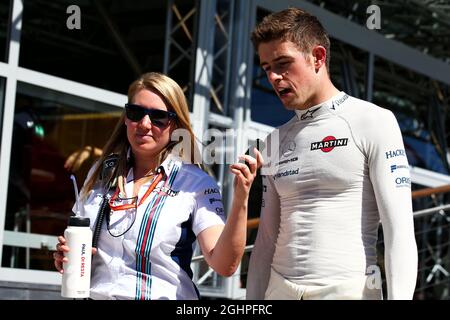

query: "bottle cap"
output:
68 216 90 227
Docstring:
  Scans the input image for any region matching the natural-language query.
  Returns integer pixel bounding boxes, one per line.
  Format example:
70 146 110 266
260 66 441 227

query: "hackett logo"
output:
310 136 348 152
204 188 219 195
385 149 405 159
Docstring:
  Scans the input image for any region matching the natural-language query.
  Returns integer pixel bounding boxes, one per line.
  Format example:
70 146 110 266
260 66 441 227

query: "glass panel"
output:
19 0 168 94
0 0 9 62
2 82 120 270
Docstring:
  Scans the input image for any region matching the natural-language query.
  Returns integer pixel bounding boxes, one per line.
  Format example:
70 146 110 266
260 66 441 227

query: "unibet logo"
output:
310 136 348 153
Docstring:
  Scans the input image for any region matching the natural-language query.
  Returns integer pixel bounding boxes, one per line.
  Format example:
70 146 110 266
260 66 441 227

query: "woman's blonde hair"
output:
81 72 201 198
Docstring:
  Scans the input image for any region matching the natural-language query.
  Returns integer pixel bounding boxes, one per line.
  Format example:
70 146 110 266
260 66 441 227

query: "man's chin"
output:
282 103 297 111
278 96 296 110
280 98 307 111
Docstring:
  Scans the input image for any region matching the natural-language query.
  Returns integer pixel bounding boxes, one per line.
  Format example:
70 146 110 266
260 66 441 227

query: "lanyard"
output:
108 168 164 211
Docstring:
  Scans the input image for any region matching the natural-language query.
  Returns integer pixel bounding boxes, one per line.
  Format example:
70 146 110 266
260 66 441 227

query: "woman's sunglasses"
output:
125 103 177 128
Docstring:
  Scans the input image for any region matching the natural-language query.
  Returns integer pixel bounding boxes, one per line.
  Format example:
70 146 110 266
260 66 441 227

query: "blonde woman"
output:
53 72 259 300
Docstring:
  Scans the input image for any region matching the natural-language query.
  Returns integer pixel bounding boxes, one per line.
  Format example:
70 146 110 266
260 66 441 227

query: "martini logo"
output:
310 136 348 152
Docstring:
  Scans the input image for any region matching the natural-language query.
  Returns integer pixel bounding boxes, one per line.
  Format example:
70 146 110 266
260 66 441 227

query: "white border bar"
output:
16 68 127 107
0 267 61 285
3 231 58 250
0 0 23 262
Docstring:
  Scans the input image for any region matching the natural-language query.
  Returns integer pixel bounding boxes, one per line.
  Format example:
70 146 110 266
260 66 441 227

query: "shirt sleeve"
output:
365 109 418 299
192 176 225 236
246 173 281 299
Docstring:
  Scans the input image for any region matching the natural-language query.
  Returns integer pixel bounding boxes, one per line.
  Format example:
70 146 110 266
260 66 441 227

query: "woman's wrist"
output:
232 192 249 206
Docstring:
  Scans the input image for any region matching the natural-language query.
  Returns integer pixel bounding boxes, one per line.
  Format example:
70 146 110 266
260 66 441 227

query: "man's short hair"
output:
251 7 331 71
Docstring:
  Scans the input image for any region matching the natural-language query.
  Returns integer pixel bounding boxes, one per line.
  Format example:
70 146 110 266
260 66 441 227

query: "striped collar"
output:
126 153 183 183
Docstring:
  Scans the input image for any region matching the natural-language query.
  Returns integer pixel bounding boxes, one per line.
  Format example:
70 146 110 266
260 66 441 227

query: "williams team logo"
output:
310 136 348 152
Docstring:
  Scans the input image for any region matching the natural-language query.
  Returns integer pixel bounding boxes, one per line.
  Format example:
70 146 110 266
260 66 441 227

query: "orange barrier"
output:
412 184 450 199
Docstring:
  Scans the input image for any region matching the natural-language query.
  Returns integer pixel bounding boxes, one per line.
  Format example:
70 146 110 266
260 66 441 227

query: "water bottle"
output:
61 216 92 299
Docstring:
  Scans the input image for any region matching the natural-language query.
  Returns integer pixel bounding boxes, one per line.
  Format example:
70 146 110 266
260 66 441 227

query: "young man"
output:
246 7 418 300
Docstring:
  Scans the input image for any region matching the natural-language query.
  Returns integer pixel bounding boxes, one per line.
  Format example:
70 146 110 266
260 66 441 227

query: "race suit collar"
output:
295 91 348 121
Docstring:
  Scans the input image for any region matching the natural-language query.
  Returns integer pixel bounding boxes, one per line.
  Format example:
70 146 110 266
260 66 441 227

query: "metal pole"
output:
366 52 374 102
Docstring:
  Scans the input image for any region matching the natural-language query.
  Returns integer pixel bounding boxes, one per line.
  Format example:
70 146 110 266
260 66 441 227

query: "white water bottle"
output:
61 216 92 299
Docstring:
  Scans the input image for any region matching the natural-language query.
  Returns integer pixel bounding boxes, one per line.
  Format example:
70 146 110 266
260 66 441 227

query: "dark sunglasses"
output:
125 103 177 128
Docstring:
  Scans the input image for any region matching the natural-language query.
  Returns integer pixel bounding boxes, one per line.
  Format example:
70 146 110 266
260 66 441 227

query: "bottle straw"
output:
70 174 80 216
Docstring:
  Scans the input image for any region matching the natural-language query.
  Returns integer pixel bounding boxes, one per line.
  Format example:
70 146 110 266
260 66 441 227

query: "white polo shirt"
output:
76 154 225 300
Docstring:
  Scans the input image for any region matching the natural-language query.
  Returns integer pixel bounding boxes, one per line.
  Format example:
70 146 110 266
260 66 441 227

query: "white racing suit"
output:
247 92 418 300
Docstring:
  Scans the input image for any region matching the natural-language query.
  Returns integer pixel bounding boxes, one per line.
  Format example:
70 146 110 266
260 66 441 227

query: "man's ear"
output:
311 45 327 71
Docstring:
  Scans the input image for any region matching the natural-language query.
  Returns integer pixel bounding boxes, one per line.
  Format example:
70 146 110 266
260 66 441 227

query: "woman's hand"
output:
53 236 69 274
53 235 97 274
230 148 263 202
